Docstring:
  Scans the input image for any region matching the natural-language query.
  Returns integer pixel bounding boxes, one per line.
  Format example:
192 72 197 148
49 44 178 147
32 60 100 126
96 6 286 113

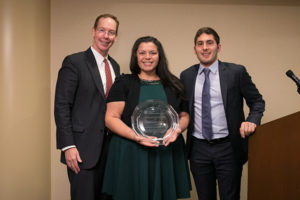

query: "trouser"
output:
190 136 243 200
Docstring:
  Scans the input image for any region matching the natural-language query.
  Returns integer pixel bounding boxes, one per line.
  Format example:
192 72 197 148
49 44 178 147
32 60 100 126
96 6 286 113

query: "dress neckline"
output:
139 78 161 85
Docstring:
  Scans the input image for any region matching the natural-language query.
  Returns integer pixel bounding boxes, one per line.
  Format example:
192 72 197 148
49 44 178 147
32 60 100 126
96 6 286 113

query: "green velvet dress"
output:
102 79 191 200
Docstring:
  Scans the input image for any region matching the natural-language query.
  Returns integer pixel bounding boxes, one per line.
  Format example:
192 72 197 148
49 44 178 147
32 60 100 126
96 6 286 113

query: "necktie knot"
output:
103 58 108 65
203 68 210 77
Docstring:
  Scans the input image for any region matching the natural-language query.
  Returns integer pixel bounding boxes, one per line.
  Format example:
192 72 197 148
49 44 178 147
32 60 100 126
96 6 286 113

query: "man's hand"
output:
240 122 256 138
64 147 82 174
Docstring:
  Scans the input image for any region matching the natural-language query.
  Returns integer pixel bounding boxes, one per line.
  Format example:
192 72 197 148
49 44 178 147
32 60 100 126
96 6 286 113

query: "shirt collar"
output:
199 60 219 75
90 46 108 62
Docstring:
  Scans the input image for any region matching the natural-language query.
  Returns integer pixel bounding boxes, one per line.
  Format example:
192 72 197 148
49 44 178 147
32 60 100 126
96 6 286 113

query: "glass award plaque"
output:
131 99 179 145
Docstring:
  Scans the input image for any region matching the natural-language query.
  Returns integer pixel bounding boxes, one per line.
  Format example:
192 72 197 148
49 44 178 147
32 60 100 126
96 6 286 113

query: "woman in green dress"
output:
102 36 191 200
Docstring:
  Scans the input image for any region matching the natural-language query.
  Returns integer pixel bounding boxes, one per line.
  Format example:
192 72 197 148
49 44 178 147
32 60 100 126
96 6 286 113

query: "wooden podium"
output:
248 111 300 200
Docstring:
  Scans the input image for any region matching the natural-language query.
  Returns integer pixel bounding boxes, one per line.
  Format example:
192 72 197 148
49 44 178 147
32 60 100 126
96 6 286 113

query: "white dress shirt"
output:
91 46 116 94
193 60 229 140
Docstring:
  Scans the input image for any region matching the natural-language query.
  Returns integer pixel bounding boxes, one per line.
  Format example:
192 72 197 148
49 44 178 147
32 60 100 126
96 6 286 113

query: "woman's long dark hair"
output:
130 36 185 99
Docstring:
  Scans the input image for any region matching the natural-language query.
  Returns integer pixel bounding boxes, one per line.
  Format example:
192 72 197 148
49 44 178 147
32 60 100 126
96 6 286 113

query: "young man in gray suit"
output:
180 27 265 200
54 14 120 200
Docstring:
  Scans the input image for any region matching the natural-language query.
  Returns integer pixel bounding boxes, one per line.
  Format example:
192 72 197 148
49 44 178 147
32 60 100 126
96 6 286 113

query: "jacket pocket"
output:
72 125 85 133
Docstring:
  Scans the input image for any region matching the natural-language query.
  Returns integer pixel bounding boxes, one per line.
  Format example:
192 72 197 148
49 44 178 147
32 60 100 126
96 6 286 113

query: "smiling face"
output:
194 33 221 67
136 42 159 75
92 17 117 57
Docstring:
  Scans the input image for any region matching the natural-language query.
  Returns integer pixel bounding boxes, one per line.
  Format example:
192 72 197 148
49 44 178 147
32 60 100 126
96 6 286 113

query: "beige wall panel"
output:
0 0 50 200
51 1 300 199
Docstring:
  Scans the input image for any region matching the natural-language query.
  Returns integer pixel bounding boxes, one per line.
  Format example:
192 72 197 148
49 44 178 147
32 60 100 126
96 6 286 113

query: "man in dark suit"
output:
54 14 120 200
180 27 265 200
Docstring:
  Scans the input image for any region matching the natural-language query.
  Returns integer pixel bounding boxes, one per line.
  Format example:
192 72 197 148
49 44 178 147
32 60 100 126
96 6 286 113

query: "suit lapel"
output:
85 48 106 97
190 64 199 113
218 61 228 111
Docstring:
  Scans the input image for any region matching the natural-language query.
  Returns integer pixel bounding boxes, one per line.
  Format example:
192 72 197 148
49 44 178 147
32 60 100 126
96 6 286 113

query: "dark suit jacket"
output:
180 60 265 164
54 48 120 169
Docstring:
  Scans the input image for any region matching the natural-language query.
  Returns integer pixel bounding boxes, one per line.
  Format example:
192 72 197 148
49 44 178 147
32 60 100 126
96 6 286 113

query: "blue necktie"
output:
202 68 213 141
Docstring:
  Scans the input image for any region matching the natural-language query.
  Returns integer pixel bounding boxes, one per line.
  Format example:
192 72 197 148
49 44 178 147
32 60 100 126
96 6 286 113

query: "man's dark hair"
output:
194 27 220 45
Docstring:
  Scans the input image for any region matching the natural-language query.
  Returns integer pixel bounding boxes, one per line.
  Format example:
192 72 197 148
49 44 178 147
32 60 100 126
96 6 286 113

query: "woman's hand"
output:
162 111 189 146
162 127 182 147
134 134 159 147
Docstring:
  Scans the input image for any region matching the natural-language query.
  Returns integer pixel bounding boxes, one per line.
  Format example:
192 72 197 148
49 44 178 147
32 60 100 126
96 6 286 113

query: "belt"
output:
193 136 229 145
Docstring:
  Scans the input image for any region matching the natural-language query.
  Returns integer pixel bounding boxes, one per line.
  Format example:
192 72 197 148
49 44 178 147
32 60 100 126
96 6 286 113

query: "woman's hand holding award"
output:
131 100 179 145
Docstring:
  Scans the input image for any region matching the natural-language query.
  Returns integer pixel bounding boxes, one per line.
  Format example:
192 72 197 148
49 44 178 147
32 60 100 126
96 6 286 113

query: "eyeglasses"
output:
96 28 116 37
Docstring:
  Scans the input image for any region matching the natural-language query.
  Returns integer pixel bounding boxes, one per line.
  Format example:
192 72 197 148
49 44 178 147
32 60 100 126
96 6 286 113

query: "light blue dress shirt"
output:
193 60 229 139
